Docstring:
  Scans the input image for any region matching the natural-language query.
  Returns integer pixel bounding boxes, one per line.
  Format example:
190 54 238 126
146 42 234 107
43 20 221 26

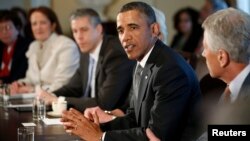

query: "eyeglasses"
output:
0 25 13 33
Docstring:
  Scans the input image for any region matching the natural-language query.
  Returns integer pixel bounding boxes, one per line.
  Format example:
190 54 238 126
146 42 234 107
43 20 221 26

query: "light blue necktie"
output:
83 56 95 97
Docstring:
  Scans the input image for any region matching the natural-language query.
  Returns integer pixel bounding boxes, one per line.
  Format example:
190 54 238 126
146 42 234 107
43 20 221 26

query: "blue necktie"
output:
83 57 95 97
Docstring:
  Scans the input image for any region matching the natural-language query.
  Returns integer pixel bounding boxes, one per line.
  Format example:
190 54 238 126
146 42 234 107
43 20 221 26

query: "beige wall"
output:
0 0 203 42
51 0 83 36
52 0 204 43
154 0 203 44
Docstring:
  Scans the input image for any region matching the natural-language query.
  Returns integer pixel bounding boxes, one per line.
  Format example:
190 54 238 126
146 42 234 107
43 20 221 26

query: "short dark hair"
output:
0 9 22 30
70 8 101 27
28 6 63 34
119 1 156 25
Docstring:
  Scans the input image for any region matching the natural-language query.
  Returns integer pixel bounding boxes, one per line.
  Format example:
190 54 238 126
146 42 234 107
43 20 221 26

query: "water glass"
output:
17 127 34 141
0 84 10 108
32 98 46 120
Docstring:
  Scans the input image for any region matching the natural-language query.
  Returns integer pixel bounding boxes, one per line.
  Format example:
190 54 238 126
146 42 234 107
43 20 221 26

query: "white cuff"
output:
58 96 66 102
102 132 106 141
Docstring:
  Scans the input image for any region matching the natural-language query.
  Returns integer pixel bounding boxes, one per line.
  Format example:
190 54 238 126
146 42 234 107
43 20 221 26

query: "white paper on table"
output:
43 118 62 125
22 122 36 126
2 93 36 100
7 103 32 108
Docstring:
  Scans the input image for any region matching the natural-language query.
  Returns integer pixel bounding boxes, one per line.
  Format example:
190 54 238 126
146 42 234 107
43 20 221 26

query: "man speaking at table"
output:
61 2 201 141
38 8 134 111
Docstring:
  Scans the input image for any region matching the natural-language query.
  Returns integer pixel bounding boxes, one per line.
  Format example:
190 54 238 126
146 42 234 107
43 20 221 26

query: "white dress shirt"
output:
228 64 250 102
137 46 154 68
89 39 102 98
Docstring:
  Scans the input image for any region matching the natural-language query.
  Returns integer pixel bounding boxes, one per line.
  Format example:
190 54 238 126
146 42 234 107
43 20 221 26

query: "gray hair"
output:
70 8 101 27
202 8 250 64
152 7 168 44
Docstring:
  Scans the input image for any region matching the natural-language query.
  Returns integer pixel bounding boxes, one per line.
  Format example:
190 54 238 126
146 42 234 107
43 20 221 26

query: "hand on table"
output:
84 106 114 123
10 82 34 95
36 87 57 105
61 108 103 141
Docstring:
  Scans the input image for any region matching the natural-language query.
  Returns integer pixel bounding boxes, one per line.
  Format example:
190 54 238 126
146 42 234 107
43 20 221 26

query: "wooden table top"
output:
0 100 82 141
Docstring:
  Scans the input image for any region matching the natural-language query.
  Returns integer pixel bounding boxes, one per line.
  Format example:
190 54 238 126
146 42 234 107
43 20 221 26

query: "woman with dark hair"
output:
11 6 80 94
171 7 203 68
0 10 31 83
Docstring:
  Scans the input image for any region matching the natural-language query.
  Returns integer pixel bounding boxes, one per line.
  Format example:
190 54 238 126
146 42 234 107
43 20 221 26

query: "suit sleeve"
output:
95 48 134 110
55 38 134 111
101 105 137 131
104 63 197 141
53 67 83 98
65 49 134 111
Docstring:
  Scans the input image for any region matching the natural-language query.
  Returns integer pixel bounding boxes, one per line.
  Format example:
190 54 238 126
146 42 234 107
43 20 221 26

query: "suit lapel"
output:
95 56 103 78
93 35 107 97
134 40 163 122
135 64 153 122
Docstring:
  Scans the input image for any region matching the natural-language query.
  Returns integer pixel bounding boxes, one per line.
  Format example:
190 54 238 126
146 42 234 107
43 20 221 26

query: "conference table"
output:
0 99 82 141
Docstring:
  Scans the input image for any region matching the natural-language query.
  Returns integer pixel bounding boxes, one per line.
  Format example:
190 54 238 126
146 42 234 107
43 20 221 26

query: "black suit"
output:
197 71 250 141
101 40 201 141
54 35 135 111
0 35 31 83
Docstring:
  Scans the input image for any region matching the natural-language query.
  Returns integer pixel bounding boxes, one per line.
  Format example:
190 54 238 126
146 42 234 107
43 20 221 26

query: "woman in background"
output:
11 6 79 94
0 10 31 83
171 7 203 68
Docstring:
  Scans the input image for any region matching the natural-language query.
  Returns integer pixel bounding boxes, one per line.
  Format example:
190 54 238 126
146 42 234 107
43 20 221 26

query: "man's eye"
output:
117 29 123 34
130 26 136 30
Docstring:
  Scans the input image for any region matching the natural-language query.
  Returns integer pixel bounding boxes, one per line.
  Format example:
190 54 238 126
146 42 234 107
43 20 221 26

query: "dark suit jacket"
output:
54 35 135 111
101 40 201 141
0 35 30 83
197 72 250 141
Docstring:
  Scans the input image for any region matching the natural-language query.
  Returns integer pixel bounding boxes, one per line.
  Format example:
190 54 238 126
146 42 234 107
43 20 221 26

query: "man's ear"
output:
217 49 230 68
96 24 103 34
151 22 160 38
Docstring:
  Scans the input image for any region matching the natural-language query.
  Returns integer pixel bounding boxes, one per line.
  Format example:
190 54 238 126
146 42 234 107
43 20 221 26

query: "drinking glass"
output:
32 98 46 120
17 127 34 141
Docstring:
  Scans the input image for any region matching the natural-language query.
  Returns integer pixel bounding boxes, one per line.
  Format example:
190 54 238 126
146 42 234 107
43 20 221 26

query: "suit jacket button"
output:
145 76 148 79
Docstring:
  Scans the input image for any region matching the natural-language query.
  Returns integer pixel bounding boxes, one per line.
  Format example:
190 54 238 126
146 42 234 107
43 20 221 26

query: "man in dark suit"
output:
38 8 134 111
0 10 30 83
196 8 250 141
61 2 201 141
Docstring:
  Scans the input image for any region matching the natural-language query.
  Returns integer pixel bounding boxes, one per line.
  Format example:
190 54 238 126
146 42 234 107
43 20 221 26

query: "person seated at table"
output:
10 6 79 94
61 2 201 141
84 6 169 123
0 10 31 84
37 8 134 111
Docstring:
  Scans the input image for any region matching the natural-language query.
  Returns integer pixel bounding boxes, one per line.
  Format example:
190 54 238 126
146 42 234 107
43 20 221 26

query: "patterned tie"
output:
133 64 143 99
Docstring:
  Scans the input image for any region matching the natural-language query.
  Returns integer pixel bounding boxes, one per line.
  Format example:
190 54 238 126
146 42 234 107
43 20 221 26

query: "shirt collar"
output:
40 32 57 48
229 63 250 102
138 46 154 68
89 39 103 62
